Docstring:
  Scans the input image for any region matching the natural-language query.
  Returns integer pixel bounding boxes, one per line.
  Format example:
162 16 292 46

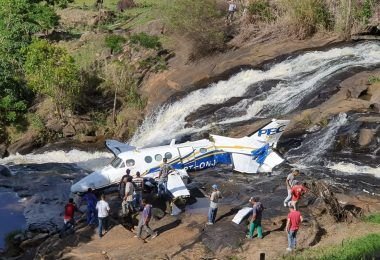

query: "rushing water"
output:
0 191 25 251
131 42 380 147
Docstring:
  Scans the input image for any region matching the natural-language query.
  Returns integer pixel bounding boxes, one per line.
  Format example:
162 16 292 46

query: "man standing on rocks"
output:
286 203 303 252
96 193 110 238
158 158 174 197
284 170 300 207
60 198 82 237
122 176 134 215
119 169 131 199
246 197 264 239
133 171 144 211
135 199 158 240
207 184 222 225
290 181 307 210
82 188 98 225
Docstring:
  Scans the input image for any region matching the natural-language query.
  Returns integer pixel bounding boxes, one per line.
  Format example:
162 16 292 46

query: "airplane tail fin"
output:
248 119 290 147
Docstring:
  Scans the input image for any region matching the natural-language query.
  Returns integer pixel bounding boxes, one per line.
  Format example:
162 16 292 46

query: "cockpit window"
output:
155 154 162 161
200 148 207 154
111 157 123 168
165 152 172 159
126 159 135 167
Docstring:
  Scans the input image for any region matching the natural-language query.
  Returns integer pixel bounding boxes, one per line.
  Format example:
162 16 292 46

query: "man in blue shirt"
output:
81 188 98 225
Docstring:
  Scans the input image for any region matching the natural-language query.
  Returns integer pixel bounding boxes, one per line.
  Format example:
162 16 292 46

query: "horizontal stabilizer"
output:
105 140 136 155
167 170 190 198
232 150 284 173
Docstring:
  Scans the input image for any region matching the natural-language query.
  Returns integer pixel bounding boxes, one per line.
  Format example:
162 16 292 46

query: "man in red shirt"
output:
290 181 307 210
286 204 303 251
60 198 82 238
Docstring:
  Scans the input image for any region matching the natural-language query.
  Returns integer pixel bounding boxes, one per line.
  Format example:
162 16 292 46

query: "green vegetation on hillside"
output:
364 213 380 224
285 233 380 260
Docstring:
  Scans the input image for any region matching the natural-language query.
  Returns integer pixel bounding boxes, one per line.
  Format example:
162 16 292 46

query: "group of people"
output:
206 169 308 252
62 191 110 238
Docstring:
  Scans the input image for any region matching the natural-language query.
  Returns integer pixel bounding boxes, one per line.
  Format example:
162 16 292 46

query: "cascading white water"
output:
328 162 380 178
286 113 348 165
130 42 380 147
0 150 113 172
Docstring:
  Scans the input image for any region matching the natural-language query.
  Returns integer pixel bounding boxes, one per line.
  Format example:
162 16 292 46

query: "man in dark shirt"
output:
247 197 264 239
119 169 131 199
81 188 98 225
133 171 144 211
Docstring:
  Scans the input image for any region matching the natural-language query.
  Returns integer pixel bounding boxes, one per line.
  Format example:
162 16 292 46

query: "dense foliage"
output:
24 40 81 118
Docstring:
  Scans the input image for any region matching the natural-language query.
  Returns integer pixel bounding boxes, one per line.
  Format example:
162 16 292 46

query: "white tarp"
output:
232 207 253 224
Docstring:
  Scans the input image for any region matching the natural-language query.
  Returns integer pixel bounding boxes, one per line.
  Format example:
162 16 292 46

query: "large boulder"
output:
7 132 40 155
358 128 375 146
0 143 8 158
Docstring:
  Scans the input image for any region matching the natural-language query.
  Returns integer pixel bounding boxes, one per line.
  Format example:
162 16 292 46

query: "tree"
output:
24 39 81 118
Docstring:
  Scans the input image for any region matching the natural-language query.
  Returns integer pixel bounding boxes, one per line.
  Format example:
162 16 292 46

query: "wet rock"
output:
20 233 49 250
358 129 374 146
0 165 11 177
7 132 40 155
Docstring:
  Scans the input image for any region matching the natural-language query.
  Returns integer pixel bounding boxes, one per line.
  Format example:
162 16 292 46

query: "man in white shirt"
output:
96 193 110 238
226 0 237 24
207 184 222 225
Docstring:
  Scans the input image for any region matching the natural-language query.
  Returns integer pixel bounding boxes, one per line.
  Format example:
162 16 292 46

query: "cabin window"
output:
126 159 135 167
110 157 123 168
155 154 163 161
200 148 207 154
165 152 172 159
145 156 152 163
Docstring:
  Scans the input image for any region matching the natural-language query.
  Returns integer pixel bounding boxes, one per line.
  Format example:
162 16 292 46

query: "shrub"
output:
368 75 380 84
247 0 275 22
130 32 161 49
105 34 126 54
364 213 380 224
161 0 225 59
355 0 375 24
280 0 333 39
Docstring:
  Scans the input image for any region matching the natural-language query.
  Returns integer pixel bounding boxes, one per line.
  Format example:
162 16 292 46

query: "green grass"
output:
284 233 380 260
364 213 380 224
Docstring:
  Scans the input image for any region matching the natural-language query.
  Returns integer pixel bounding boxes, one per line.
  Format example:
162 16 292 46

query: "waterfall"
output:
130 42 380 147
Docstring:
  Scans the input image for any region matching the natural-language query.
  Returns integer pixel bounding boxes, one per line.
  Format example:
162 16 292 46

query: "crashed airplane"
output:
71 119 290 198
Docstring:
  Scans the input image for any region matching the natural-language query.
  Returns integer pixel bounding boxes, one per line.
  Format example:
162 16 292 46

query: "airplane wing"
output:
105 139 136 156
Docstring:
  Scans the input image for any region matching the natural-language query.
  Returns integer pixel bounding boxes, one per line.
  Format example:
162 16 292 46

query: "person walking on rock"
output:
96 193 110 238
226 0 237 24
122 176 134 215
284 170 300 207
82 188 98 225
286 203 303 252
207 184 222 225
290 181 307 210
246 197 264 239
60 198 82 237
136 199 158 240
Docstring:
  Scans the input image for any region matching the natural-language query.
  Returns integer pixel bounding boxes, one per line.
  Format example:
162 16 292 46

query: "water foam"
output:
0 150 113 171
131 42 380 147
328 162 380 178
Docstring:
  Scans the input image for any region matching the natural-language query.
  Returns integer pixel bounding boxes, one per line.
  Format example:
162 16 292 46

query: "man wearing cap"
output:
207 184 222 225
284 170 300 207
286 203 303 252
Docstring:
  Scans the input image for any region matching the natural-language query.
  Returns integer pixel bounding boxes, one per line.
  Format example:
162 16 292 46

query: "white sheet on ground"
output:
167 171 190 198
232 207 253 224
